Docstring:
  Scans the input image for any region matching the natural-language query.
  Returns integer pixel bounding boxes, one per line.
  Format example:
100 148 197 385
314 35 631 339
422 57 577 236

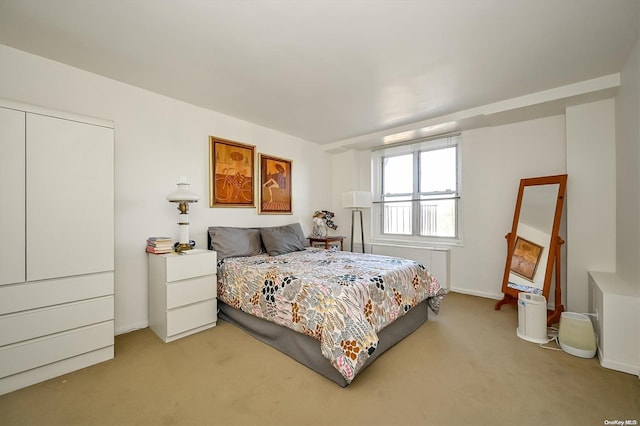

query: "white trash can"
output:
516 293 548 343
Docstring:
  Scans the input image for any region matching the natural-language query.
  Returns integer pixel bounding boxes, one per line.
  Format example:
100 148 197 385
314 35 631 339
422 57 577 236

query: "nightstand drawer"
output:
166 275 216 309
165 252 216 282
166 299 217 337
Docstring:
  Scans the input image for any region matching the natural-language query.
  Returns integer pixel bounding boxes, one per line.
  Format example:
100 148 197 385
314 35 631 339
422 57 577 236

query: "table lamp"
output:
167 176 200 252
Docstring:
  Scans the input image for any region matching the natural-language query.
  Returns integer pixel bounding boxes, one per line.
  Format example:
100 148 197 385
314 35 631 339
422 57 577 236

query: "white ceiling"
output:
0 0 638 148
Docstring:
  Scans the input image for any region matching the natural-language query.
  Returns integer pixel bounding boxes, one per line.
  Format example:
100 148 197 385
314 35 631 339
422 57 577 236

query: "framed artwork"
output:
510 236 543 281
258 153 292 214
209 136 255 207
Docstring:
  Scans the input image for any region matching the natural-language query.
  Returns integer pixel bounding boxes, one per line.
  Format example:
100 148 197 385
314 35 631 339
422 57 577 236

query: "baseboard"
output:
450 287 503 300
451 288 557 311
597 348 640 377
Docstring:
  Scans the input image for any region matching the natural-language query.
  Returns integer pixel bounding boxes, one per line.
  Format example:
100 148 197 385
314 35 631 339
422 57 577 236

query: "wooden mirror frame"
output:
495 174 567 325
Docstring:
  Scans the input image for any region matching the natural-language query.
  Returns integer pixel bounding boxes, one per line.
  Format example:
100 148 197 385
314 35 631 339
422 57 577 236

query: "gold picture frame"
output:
209 136 255 207
510 236 543 281
258 153 292 214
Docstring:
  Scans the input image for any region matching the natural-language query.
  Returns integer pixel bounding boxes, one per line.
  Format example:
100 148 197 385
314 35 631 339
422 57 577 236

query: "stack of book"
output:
146 237 173 254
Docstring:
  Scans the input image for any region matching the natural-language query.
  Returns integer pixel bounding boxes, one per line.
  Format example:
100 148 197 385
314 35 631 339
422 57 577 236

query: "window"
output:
372 134 461 245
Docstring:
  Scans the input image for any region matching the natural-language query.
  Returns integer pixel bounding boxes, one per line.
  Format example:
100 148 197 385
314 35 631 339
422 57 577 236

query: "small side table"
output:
148 250 217 342
308 236 345 251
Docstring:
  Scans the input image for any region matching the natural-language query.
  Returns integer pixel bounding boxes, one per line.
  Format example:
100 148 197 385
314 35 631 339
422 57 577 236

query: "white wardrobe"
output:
0 99 115 395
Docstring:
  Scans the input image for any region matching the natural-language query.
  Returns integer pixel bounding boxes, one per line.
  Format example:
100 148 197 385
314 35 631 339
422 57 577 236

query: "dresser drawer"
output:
0 272 114 315
166 299 217 337
165 251 216 282
0 321 114 379
166 275 216 309
0 296 113 346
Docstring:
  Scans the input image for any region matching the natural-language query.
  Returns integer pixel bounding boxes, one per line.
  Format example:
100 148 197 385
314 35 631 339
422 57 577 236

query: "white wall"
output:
566 99 617 313
0 44 331 333
615 32 640 375
330 150 373 248
452 116 567 299
616 39 640 285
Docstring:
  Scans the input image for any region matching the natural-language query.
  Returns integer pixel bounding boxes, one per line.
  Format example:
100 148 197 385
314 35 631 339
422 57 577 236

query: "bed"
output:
208 223 446 386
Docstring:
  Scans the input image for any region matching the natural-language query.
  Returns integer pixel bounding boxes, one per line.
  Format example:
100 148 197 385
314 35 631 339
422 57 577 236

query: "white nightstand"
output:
148 250 217 342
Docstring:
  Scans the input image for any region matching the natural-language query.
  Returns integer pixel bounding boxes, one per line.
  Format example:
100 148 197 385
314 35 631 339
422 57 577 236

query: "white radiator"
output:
369 243 450 290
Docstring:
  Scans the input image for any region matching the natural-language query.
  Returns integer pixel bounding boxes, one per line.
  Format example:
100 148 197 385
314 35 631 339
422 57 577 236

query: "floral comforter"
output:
217 248 446 383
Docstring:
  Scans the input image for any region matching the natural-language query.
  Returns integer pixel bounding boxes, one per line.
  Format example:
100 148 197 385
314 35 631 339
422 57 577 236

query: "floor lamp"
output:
342 191 372 253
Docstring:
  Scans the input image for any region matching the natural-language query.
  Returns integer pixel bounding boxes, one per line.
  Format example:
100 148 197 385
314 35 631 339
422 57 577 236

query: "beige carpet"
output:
1 292 638 426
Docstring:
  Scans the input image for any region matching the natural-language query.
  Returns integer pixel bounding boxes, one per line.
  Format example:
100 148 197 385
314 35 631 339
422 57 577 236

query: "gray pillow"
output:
259 223 306 256
208 227 263 259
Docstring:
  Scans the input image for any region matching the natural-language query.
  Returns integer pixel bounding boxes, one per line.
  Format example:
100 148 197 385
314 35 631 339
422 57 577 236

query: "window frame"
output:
371 134 463 247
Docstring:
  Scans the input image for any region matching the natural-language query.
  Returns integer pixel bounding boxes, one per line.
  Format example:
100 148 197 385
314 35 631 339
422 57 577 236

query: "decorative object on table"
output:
342 191 372 253
311 210 337 237
209 136 255 208
146 237 173 254
258 153 292 214
173 240 196 252
167 176 200 253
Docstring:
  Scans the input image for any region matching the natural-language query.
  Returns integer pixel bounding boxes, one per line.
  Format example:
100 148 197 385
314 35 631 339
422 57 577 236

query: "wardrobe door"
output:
0 107 26 286
26 113 114 281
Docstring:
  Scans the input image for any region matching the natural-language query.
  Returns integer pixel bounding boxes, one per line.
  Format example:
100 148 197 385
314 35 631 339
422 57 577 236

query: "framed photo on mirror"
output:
209 136 255 208
258 153 292 214
510 236 543 281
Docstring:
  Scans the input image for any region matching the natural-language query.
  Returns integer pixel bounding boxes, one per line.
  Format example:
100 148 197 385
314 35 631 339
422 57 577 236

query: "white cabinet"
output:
0 99 114 396
26 113 114 281
589 271 639 376
148 250 217 342
0 107 25 286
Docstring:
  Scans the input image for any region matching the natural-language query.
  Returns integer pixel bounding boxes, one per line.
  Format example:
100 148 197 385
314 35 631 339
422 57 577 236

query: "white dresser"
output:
148 250 218 342
0 99 114 395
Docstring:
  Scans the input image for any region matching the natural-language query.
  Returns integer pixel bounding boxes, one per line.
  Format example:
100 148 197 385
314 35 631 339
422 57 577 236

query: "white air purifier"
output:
558 312 596 358
517 293 548 343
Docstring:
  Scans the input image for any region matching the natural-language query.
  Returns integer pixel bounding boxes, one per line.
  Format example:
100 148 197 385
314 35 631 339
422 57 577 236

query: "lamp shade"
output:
342 191 372 209
167 176 200 203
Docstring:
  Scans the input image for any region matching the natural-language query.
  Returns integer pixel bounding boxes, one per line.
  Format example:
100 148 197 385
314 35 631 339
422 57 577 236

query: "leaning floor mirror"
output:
495 174 567 325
